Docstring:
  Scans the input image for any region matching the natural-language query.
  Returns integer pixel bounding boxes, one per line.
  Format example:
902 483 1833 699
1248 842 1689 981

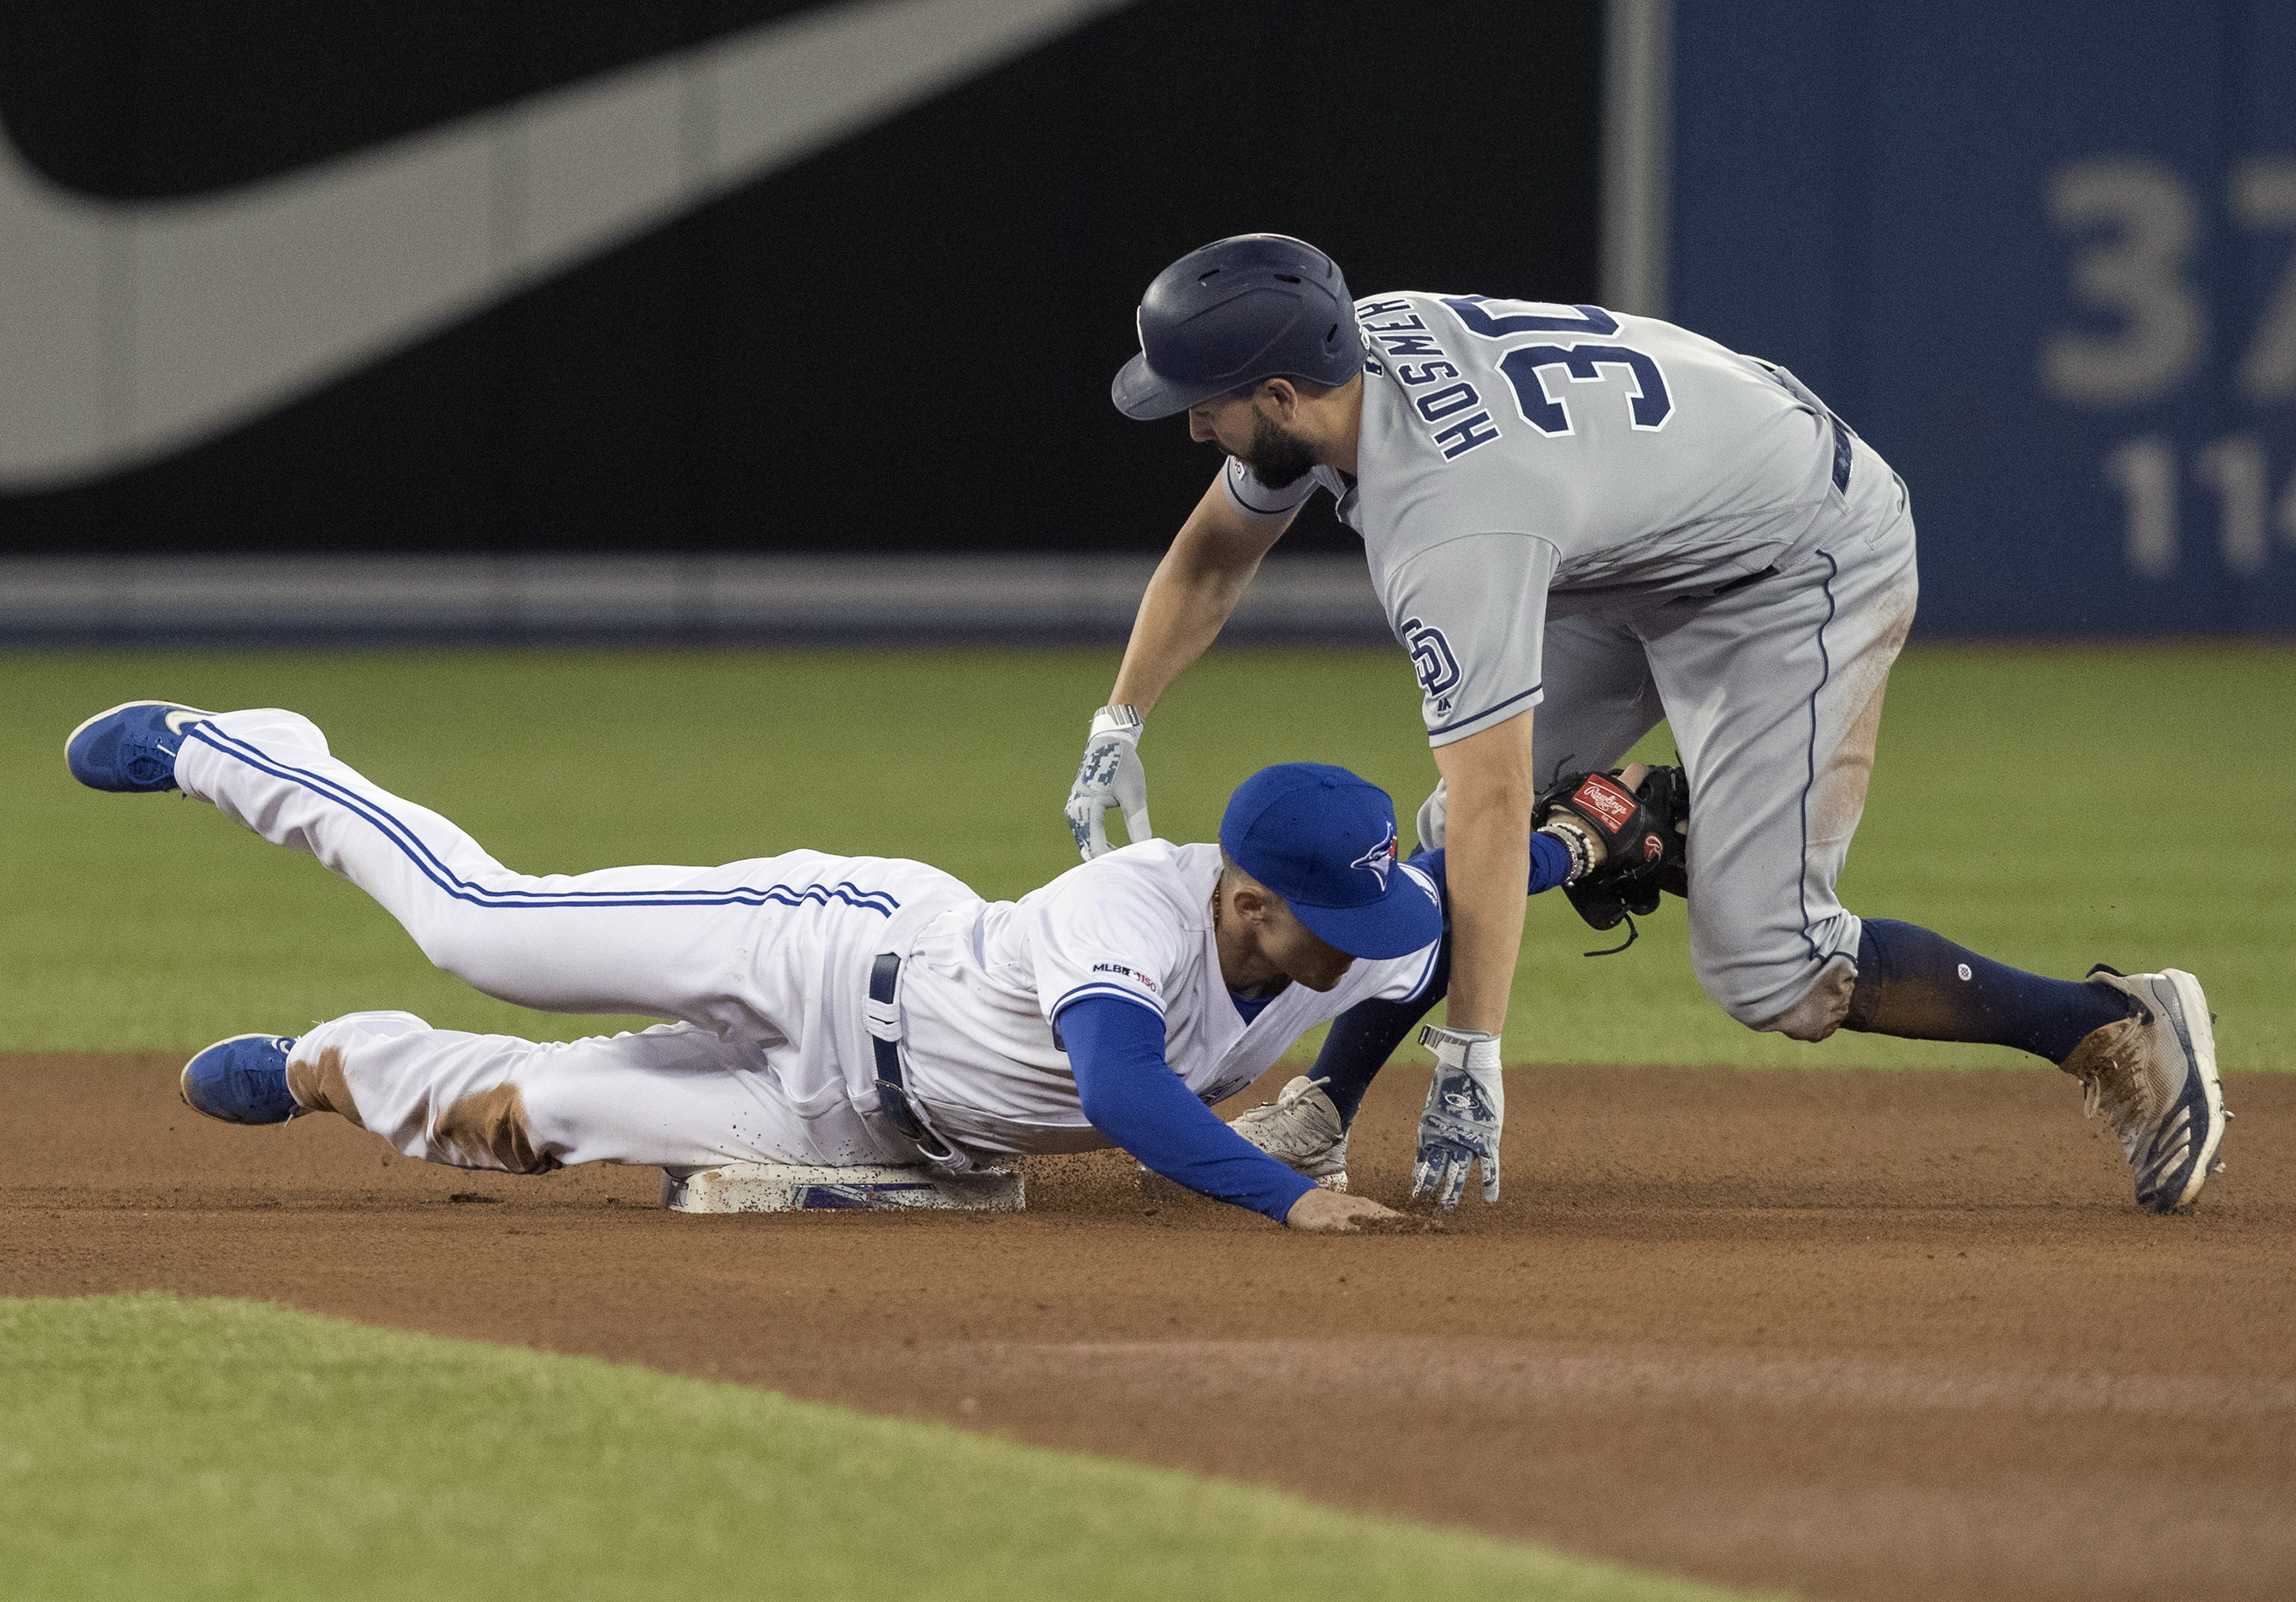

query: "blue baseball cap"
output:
1219 763 1441 961
1111 234 1362 419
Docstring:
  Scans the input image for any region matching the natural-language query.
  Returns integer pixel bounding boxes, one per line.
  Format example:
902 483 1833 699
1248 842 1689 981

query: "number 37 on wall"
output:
2043 155 2296 576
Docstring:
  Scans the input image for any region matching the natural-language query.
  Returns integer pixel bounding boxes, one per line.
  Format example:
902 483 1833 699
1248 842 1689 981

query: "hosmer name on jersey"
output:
1358 299 1502 462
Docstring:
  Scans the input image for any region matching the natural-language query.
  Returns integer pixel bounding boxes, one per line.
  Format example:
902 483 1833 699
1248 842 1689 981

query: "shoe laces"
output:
125 738 180 787
2071 1015 2163 1151
1274 1075 1330 1111
1238 1076 1342 1154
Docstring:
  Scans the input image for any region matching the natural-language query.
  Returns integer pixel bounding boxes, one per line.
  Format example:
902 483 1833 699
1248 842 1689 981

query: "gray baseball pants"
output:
1531 433 1919 1039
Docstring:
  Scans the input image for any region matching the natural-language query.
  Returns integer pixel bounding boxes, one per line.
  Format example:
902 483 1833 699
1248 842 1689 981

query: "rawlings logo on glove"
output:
1535 763 1691 952
1570 773 1641 834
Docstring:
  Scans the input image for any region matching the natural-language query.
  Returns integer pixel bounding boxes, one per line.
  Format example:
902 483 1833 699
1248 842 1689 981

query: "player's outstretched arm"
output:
1065 473 1296 858
1062 994 1408 1229
1109 471 1296 716
1406 712 1538 1209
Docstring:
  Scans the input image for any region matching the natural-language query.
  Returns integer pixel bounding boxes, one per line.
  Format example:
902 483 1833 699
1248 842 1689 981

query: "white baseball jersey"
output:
1224 292 1849 746
174 707 1440 1176
900 841 1442 1156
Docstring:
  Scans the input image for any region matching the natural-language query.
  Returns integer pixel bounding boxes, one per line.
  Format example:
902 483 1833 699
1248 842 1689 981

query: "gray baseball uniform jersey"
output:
1225 292 1850 746
1221 291 1920 1039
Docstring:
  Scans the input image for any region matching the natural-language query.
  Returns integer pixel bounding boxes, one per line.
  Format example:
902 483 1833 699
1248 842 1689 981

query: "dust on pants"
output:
1531 436 1919 1038
287 1010 907 1173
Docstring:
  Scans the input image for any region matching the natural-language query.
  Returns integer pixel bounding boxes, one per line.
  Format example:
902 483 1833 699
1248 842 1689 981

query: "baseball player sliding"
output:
67 700 1467 1232
1069 233 2227 1215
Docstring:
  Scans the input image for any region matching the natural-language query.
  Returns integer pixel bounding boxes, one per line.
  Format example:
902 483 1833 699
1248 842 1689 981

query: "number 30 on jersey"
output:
1440 297 1675 437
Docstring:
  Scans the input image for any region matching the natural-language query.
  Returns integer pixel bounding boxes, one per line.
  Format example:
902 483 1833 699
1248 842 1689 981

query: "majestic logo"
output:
0 0 1137 491
1350 824 1397 889
1401 616 1461 703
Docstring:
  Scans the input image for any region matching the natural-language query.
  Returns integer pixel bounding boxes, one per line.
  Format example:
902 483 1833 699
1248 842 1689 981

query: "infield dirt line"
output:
937 1337 2296 1418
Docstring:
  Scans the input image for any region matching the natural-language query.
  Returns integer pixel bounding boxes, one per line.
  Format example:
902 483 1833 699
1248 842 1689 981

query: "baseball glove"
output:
1534 765 1690 950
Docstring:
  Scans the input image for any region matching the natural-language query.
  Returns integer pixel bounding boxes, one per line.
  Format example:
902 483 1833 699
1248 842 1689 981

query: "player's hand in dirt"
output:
1412 1025 1504 1208
1284 1189 1417 1232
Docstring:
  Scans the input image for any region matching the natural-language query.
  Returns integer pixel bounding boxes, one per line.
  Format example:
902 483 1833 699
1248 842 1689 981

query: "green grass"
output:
3 643 2289 1069
0 1294 1763 1602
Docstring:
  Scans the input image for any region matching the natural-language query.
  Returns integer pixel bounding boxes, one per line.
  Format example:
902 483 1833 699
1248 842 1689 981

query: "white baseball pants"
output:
174 709 957 1173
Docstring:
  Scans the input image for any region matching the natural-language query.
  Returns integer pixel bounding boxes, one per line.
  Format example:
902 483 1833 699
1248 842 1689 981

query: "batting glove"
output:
1411 1024 1504 1209
1064 704 1152 860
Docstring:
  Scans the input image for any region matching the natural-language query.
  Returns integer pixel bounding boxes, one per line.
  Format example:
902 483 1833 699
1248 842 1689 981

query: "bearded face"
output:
1235 403 1322 489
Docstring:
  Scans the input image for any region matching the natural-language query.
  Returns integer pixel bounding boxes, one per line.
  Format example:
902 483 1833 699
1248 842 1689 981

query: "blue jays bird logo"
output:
1350 825 1397 888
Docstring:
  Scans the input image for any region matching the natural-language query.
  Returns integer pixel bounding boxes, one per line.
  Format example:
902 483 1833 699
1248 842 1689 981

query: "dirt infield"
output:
6 1052 2291 1602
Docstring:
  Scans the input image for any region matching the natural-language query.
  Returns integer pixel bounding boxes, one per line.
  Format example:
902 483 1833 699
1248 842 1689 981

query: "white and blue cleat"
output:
2067 967 2228 1214
1224 1075 1350 1191
64 701 215 793
180 1034 301 1126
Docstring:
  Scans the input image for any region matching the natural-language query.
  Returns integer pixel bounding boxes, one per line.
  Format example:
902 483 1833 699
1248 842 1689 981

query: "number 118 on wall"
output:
2047 155 2296 580
2104 434 2296 577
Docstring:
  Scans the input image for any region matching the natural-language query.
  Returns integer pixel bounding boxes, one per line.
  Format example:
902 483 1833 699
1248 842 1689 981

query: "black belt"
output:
1665 562 1778 608
1758 360 1853 494
868 951 950 1158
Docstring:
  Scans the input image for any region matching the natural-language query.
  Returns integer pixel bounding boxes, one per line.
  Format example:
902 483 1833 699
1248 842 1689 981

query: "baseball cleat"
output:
64 701 215 792
1227 1075 1349 1192
2061 967 2225 1213
180 1034 300 1125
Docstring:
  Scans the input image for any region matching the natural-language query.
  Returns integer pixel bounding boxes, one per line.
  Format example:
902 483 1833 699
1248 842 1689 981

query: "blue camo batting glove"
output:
1063 704 1151 860
1411 1024 1504 1209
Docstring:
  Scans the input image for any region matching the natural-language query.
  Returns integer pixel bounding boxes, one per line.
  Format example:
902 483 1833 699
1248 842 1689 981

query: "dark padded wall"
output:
1668 0 2296 634
0 0 1600 555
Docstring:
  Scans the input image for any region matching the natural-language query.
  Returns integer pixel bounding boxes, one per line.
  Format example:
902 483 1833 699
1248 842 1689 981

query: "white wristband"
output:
1088 704 1143 739
1418 1024 1499 1052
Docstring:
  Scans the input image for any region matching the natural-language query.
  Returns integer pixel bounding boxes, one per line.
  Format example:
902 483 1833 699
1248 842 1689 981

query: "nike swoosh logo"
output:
0 0 1136 492
163 709 210 734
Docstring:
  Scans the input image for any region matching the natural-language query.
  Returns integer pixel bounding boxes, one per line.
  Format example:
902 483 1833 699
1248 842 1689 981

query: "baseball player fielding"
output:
1068 233 2227 1215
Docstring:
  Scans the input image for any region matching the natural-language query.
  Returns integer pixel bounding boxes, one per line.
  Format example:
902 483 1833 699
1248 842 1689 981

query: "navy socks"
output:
1313 915 2131 1110
1309 916 2127 1114
1841 918 2131 1065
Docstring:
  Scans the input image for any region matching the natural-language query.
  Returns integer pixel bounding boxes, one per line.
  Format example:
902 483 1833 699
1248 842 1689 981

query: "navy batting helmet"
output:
1110 234 1360 420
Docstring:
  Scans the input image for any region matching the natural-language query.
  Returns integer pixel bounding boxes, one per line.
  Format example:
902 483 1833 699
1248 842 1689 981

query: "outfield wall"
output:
1663 0 2296 634
0 1 1596 578
5 2 2288 637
